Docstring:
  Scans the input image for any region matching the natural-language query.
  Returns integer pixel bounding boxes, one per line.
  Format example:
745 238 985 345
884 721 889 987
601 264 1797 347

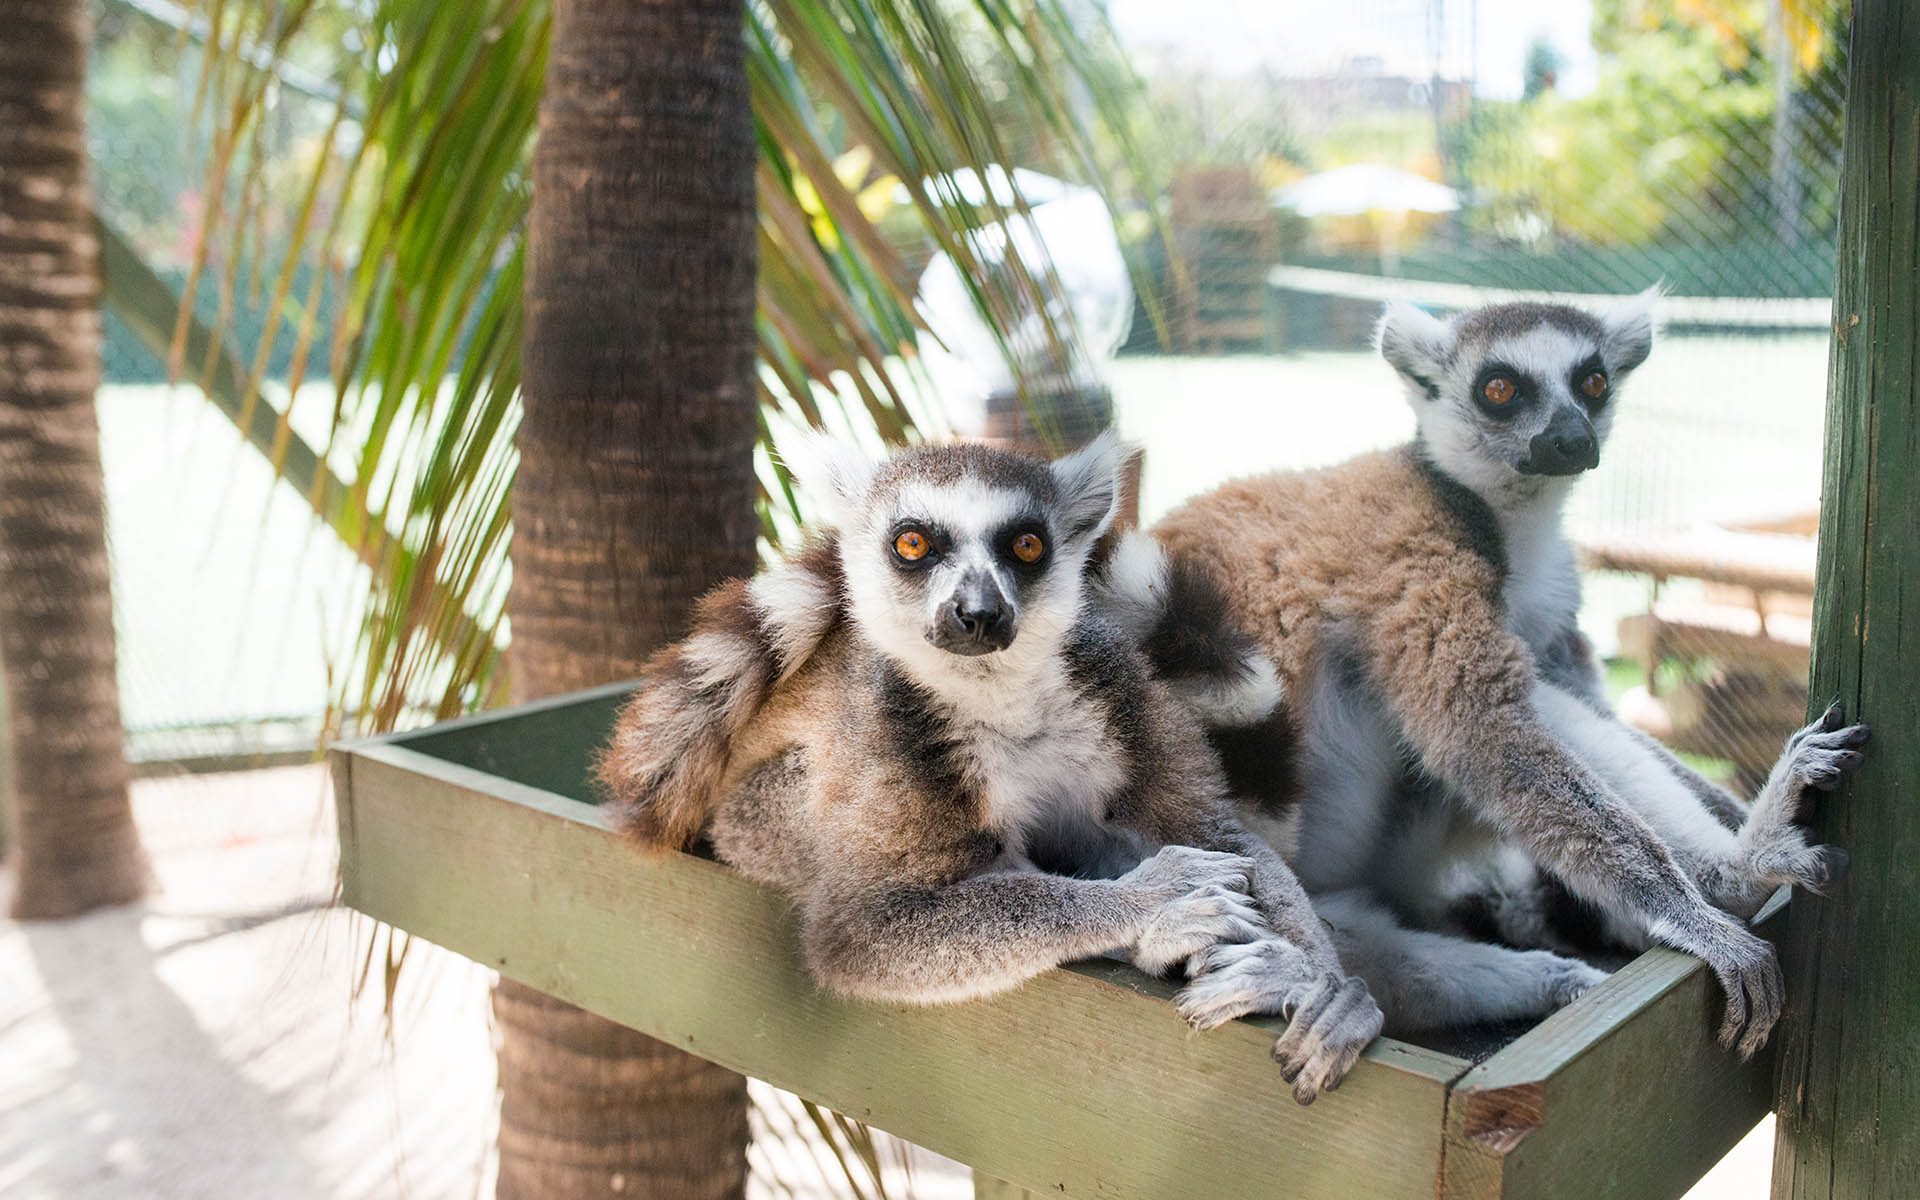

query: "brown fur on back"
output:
1153 446 1521 751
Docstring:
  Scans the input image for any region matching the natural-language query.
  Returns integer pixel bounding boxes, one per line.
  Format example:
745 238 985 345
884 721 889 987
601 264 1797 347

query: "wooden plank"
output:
973 1171 1038 1199
1577 529 1817 597
1441 901 1787 1200
1617 611 1811 672
334 736 1466 1200
381 678 633 800
1771 3 1920 1197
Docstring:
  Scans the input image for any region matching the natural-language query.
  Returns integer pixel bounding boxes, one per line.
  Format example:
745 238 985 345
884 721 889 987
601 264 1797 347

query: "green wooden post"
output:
1770 3 1920 1196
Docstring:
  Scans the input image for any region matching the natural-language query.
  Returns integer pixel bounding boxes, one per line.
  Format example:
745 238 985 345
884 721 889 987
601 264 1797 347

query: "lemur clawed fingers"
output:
1174 937 1313 1030
1687 919 1785 1058
1171 936 1383 1101
1131 886 1269 976
1121 844 1257 901
1271 975 1383 1105
1737 710 1869 899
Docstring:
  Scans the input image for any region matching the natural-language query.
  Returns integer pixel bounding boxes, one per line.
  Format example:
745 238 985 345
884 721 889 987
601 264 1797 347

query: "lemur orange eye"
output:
1581 371 1609 399
1011 532 1045 563
1482 376 1517 406
893 529 930 561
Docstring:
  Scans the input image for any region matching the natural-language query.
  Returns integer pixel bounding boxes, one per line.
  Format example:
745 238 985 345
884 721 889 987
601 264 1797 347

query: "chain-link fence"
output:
89 0 1851 788
1123 0 1848 789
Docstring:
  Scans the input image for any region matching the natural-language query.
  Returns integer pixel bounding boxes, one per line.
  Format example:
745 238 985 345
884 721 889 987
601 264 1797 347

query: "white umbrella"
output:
1271 163 1460 217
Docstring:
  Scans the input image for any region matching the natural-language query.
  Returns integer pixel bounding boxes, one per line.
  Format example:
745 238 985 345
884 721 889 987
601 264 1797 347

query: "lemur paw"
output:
1175 938 1302 1029
1133 886 1267 975
1123 845 1256 900
1679 916 1784 1060
1537 953 1609 1009
1742 705 1867 895
1124 845 1264 975
1785 705 1869 796
1175 939 1382 1104
1271 974 1383 1105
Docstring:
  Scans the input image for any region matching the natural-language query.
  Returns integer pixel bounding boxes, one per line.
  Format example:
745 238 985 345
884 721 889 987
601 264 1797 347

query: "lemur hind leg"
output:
1311 888 1608 1036
1737 703 1868 900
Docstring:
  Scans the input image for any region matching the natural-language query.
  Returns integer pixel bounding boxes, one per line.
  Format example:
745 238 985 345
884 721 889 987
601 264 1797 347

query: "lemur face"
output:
790 433 1122 672
1377 295 1656 495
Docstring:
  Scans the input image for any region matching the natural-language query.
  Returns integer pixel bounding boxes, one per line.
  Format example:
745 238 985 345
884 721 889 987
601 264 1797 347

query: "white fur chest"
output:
1498 503 1582 656
953 686 1126 838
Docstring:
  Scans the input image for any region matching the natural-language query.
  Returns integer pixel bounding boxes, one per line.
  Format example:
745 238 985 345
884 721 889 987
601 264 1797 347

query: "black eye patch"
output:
1471 362 1537 419
993 516 1052 574
887 520 949 570
1570 354 1611 406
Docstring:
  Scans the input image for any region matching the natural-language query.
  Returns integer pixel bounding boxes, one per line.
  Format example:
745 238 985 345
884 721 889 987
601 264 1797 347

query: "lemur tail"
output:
1089 530 1283 729
595 540 843 851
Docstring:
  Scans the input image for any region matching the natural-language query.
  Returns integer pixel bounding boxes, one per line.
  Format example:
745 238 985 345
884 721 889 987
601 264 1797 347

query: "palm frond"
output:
173 0 1162 1191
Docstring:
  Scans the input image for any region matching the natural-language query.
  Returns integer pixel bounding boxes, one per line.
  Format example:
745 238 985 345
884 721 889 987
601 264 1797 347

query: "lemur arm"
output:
797 847 1262 1006
1623 726 1751 830
1113 704 1385 1104
1361 582 1784 1057
1538 624 1749 831
1128 800 1338 972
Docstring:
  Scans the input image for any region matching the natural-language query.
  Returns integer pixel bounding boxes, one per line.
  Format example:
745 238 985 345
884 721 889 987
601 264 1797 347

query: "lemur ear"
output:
1049 430 1128 543
779 429 879 529
1601 285 1661 374
1375 301 1452 399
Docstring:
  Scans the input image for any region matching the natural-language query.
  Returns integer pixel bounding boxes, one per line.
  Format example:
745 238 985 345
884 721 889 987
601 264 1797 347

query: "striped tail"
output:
595 540 842 851
1090 530 1283 729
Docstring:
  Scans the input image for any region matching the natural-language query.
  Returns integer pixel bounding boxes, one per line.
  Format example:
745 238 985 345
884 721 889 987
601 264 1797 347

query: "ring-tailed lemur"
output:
596 434 1383 1103
1144 295 1868 1057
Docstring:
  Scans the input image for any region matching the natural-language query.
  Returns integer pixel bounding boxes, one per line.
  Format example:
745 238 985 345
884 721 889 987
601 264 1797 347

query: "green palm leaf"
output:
175 0 1157 733
167 0 1160 1190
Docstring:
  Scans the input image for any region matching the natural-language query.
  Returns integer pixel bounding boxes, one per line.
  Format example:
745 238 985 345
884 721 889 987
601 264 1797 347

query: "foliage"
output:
169 0 1158 735
1453 0 1848 267
1139 65 1312 176
160 0 1157 1191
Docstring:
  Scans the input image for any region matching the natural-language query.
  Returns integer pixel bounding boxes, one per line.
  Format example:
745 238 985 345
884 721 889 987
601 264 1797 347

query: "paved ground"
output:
1 766 1778 1198
0 766 974 1200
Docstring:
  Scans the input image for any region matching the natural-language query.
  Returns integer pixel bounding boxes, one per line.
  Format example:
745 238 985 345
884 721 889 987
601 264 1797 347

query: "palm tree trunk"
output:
0 0 144 919
496 0 757 1195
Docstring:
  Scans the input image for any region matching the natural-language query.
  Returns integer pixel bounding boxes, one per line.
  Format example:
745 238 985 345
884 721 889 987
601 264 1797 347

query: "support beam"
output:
1770 3 1920 1196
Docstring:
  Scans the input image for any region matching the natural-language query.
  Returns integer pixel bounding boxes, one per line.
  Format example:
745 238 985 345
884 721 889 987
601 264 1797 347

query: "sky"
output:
1106 0 1600 100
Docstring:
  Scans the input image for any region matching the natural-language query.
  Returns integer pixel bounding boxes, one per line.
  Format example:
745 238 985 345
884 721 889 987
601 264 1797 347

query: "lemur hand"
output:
1740 702 1868 897
1665 908 1785 1059
1121 846 1266 975
1177 938 1383 1104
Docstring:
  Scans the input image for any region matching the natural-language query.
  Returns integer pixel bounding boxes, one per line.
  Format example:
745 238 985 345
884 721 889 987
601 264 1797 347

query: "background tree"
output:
174 0 1159 1193
490 0 759 1194
0 0 145 918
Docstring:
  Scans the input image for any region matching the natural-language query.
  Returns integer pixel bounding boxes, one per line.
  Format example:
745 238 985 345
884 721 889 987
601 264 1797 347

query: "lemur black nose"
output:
1522 409 1600 476
935 595 1014 655
950 600 1005 640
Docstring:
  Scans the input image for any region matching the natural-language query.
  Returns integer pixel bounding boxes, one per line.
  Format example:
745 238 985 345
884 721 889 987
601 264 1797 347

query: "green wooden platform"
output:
332 682 1780 1200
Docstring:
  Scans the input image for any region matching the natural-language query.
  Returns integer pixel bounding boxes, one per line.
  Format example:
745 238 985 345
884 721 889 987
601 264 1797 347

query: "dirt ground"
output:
0 766 1770 1198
